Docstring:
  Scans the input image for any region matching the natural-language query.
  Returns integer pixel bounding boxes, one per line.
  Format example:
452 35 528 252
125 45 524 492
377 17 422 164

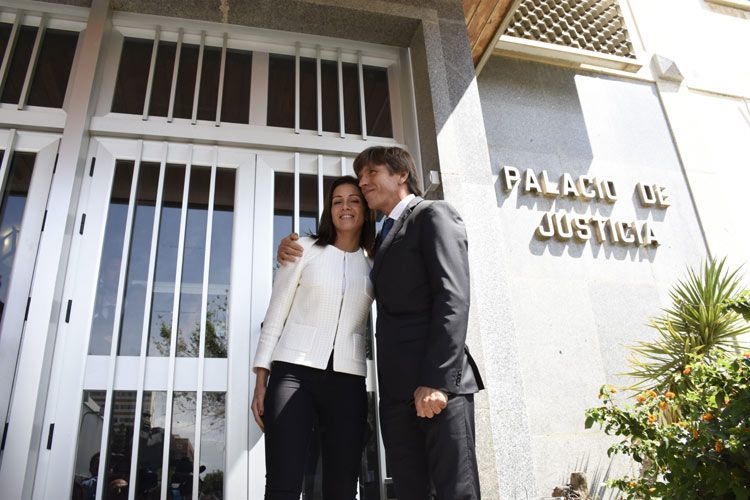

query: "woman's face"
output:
331 182 366 236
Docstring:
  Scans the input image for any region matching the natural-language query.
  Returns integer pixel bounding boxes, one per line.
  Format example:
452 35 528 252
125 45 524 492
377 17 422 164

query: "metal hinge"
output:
65 300 72 323
1 422 8 450
89 157 96 177
79 213 86 235
41 209 47 231
24 297 31 321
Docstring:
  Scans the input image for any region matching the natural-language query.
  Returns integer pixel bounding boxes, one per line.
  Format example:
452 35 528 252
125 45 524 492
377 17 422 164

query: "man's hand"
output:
414 386 448 418
277 233 304 264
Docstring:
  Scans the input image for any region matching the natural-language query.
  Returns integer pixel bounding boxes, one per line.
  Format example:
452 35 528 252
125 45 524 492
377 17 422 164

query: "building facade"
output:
0 0 747 499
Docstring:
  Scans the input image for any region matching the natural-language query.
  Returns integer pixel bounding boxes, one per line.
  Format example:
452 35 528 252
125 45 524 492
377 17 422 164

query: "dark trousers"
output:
263 361 367 500
379 394 481 500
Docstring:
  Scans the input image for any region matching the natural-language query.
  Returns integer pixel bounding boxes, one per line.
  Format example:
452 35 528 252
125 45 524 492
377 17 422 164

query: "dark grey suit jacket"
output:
372 196 484 401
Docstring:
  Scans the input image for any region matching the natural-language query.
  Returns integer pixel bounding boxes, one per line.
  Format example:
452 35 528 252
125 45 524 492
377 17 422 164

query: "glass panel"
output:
205 169 234 358
196 46 221 121
363 66 393 138
1 25 37 105
89 161 134 355
27 28 79 108
0 151 34 326
147 165 185 356
176 166 210 357
135 391 167 500
266 54 294 128
118 163 160 356
299 57 317 131
0 23 12 63
167 392 196 500
103 391 137 500
341 62 362 135
70 390 107 500
320 60 339 133
111 38 154 115
220 49 251 124
199 392 225 499
172 43 199 120
148 41 176 117
272 173 334 270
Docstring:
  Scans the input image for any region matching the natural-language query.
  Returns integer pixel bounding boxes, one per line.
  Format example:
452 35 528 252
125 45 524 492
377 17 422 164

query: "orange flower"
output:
648 414 658 423
636 394 647 404
683 366 691 375
628 481 638 488
702 413 714 422
610 387 618 394
646 390 657 398
659 401 668 410
714 440 722 452
693 429 700 440
724 397 730 406
665 391 676 399
742 352 750 358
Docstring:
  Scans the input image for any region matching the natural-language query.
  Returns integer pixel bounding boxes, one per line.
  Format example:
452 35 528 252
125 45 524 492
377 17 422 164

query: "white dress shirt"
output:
387 193 415 221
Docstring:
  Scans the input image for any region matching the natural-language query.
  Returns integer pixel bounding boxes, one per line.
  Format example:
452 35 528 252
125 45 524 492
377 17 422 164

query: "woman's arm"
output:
251 367 269 431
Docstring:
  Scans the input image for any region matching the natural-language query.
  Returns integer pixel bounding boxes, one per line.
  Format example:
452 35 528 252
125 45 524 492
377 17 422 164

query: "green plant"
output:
627 258 750 392
586 351 750 499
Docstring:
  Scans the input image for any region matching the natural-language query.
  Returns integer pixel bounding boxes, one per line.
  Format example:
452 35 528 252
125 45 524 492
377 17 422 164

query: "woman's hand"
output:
251 368 270 432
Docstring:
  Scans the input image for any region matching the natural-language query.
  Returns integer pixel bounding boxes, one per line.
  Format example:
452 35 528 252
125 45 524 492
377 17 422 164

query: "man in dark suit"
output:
279 146 483 499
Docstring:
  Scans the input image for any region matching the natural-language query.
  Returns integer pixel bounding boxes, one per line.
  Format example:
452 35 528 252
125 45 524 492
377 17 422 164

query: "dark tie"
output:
375 217 394 254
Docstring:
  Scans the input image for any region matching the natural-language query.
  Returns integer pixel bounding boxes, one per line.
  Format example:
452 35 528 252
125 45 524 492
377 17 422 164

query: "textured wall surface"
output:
477 55 708 495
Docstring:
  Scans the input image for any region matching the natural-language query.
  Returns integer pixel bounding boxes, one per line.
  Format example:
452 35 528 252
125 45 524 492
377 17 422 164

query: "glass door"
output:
0 130 59 462
38 139 255 500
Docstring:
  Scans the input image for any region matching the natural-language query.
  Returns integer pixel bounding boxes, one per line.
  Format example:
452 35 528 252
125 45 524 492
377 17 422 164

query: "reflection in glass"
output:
272 173 335 272
173 44 199 120
362 66 393 138
320 60 339 133
27 29 79 108
197 46 221 121
147 165 185 356
103 391 137 500
71 391 107 500
168 392 196 500
220 49 252 124
89 161 134 355
1 25 37 104
118 163 160 356
177 167 210 357
111 38 154 115
135 391 167 500
299 57 317 131
341 62 362 135
267 54 294 128
148 42 176 117
205 169 235 358
0 152 34 326
199 392 226 499
0 24 12 62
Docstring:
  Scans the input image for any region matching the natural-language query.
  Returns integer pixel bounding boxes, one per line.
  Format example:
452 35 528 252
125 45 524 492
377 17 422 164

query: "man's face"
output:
357 163 406 214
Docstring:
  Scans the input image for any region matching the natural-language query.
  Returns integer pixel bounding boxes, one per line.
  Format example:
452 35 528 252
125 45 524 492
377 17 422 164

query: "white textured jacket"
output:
252 237 374 377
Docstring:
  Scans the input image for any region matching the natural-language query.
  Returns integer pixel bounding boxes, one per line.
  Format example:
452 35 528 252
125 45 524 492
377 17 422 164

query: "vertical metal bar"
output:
337 48 345 138
191 31 205 125
0 12 22 98
167 28 183 122
17 15 46 110
192 149 217 500
95 140 145 500
160 143 192 500
357 51 368 140
127 144 168 500
293 152 300 234
341 156 347 176
317 154 324 220
316 46 322 136
294 42 300 134
215 33 227 126
142 27 161 120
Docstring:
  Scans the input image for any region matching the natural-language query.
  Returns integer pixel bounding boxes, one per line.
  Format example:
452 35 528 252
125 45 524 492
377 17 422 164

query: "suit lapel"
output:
372 196 423 281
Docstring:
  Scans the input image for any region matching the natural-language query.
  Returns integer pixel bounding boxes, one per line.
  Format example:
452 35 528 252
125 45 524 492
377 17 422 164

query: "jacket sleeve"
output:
418 202 471 392
251 239 311 372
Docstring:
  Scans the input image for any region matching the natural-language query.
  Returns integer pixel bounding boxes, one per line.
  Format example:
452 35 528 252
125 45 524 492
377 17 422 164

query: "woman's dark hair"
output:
312 175 376 254
353 146 423 197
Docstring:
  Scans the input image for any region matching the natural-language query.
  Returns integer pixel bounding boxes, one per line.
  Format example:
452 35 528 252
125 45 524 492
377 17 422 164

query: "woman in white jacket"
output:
251 176 375 500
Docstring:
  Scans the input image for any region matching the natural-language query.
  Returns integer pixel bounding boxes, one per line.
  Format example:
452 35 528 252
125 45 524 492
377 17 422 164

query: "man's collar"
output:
387 193 416 221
